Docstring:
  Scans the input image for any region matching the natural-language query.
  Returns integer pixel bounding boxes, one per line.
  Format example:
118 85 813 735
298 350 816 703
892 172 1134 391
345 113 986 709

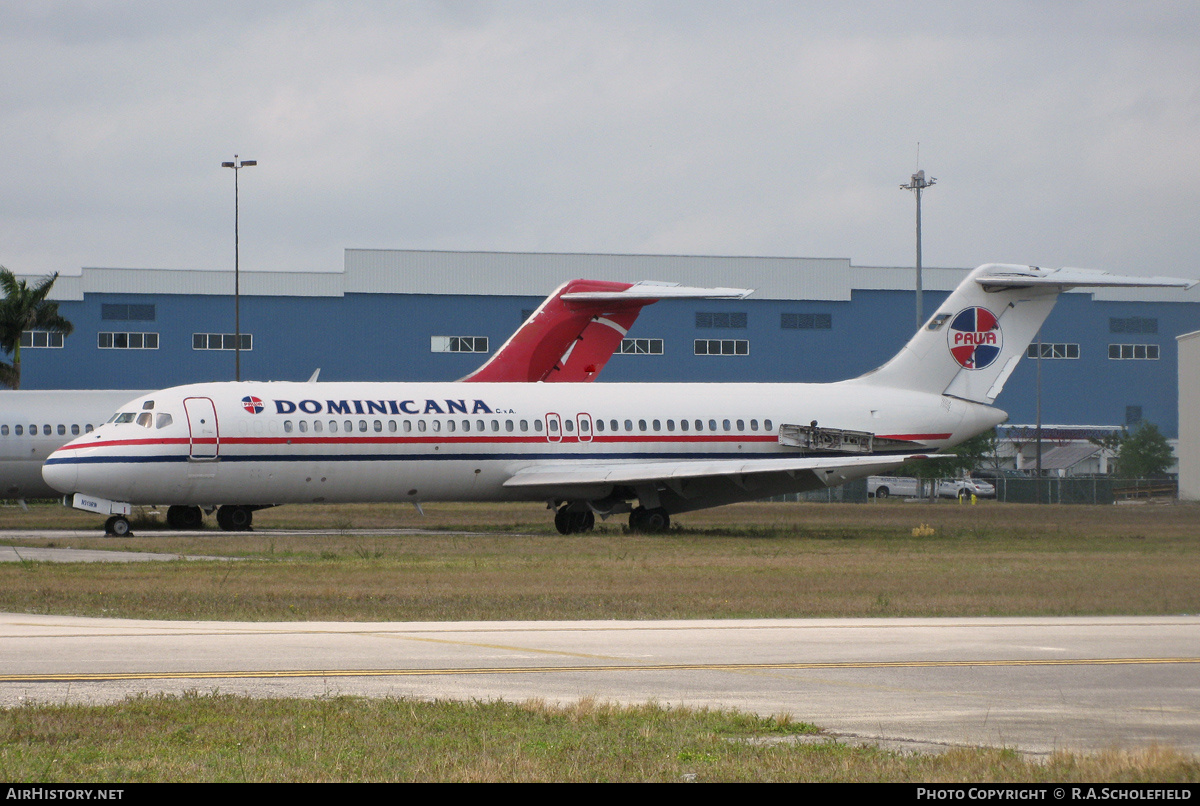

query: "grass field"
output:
0 499 1196 621
3 695 1197 783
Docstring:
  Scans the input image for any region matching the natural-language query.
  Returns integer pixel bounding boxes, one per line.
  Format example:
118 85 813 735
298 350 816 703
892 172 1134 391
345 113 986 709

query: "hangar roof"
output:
30 249 1200 303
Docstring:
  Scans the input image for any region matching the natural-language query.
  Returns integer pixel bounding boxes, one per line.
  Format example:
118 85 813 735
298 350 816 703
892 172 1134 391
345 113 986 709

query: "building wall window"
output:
695 312 747 329
193 333 252 350
431 336 489 353
98 332 159 349
1108 344 1159 360
19 331 64 349
781 313 831 330
617 338 664 355
101 303 155 321
1026 343 1080 359
694 339 749 356
1110 317 1157 334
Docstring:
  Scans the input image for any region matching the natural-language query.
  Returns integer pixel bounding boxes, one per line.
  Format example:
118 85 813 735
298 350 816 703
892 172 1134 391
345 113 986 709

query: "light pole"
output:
221 155 257 381
901 169 936 331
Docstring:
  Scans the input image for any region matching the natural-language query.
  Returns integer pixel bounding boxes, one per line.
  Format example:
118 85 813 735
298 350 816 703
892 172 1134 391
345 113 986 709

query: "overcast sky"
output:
3 0 1199 281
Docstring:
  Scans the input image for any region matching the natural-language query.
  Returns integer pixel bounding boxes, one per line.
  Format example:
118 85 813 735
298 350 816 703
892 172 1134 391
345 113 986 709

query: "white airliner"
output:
2 280 744 506
42 264 1194 536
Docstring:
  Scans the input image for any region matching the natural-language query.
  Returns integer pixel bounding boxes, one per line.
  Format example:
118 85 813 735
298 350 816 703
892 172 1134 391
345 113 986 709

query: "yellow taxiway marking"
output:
2 657 1196 683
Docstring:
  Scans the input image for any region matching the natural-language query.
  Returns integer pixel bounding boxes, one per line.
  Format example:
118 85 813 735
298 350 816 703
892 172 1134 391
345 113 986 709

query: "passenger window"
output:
765 419 773 432
579 419 589 433
374 420 382 432
750 419 759 431
447 420 456 432
723 419 731 431
299 421 308 433
624 419 633 431
695 419 703 431
329 420 338 433
477 419 486 431
42 424 51 435
681 419 689 431
156 414 173 429
491 420 499 432
14 425 22 436
284 421 293 433
505 420 514 432
534 419 542 432
56 424 65 435
666 420 674 432
638 420 647 431
417 420 427 432
708 419 717 431
652 419 660 431
0 425 7 436
344 420 352 432
403 420 412 432
737 419 745 431
564 420 573 433
85 424 94 433
549 420 559 433
595 419 604 432
72 424 81 435
388 420 397 433
432 420 441 432
609 420 618 431
520 420 528 432
313 420 323 433
358 420 367 432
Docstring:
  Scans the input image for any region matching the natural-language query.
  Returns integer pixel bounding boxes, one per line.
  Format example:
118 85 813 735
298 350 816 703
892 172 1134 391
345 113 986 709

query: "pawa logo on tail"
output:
947 307 1002 370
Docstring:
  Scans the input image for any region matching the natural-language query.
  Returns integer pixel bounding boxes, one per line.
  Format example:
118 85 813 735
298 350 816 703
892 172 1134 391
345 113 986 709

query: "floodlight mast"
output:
221 156 257 381
901 169 936 331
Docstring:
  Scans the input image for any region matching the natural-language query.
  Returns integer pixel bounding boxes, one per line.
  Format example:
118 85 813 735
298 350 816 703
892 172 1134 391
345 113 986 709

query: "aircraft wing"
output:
502 453 924 491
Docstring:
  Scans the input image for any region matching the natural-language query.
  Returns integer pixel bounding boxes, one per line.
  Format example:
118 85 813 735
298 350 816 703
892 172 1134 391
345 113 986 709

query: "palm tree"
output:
0 267 74 389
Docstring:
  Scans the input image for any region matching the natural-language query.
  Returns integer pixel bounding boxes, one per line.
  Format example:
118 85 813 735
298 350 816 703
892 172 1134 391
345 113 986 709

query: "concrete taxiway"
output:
1 613 1197 756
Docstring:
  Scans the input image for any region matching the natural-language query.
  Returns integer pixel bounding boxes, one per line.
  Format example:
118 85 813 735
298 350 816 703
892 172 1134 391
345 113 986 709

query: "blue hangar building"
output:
18 249 1200 437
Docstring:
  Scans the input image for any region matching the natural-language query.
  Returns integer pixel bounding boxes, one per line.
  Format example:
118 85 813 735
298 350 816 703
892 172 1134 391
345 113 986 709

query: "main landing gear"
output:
554 506 594 535
628 506 670 533
215 505 254 532
166 505 204 530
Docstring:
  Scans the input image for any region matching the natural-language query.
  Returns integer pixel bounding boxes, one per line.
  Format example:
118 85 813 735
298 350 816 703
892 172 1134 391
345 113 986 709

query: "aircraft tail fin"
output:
857 264 1195 404
462 279 752 383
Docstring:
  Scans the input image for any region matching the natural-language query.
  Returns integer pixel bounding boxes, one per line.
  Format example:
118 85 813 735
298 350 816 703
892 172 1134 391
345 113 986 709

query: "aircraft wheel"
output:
555 506 594 535
167 505 204 530
216 505 253 532
875 487 890 499
629 507 669 533
104 515 132 537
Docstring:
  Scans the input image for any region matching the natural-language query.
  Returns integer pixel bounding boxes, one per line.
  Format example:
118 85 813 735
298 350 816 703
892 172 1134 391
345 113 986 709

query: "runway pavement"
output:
2 613 1197 756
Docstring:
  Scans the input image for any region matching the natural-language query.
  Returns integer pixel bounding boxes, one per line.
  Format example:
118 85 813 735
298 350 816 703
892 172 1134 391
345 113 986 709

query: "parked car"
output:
868 476 995 500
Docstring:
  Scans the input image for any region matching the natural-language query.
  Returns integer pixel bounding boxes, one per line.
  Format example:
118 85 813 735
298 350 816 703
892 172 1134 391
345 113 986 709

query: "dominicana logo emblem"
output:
947 307 1002 370
241 395 264 414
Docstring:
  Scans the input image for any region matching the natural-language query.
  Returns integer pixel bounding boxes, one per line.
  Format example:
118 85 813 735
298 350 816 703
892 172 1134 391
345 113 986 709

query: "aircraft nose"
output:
42 452 78 494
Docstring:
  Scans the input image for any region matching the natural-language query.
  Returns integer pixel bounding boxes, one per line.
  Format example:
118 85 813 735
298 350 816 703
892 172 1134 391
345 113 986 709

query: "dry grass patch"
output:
0 500 1197 620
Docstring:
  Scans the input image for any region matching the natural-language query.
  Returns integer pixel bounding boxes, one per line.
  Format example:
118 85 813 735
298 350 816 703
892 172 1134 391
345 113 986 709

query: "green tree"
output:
1115 421 1175 479
0 267 73 389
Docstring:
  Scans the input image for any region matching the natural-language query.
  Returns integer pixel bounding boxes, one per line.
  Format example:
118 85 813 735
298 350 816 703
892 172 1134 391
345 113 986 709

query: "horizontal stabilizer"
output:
976 266 1196 290
562 282 753 302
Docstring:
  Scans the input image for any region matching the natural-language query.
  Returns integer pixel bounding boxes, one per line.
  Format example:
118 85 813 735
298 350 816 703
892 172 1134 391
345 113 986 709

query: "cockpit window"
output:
136 412 153 428
156 413 173 429
142 400 155 410
113 412 137 424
